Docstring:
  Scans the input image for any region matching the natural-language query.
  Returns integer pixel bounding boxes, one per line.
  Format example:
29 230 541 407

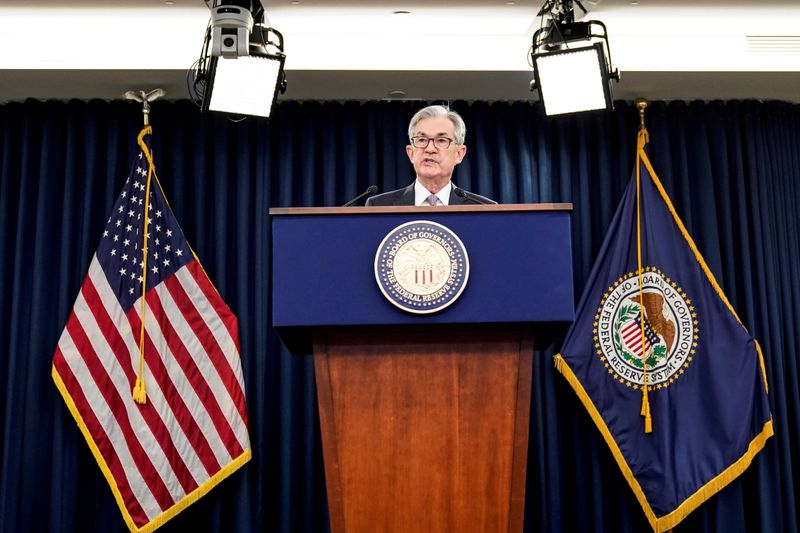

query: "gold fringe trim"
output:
553 354 774 532
655 417 773 531
755 340 770 394
553 354 658 525
52 365 252 532
638 149 743 327
136 448 252 533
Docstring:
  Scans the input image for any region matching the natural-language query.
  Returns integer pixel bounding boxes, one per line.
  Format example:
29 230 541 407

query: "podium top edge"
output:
269 203 573 216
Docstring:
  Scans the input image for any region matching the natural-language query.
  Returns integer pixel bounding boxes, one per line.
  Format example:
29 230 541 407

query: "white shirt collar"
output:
414 180 451 206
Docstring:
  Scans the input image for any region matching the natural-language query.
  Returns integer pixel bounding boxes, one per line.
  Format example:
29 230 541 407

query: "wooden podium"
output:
270 204 574 533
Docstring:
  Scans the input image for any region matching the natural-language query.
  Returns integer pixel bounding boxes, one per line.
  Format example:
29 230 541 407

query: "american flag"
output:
52 131 251 532
621 311 661 359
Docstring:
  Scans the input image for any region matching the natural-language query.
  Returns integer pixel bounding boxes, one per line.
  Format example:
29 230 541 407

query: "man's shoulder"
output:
450 186 497 205
365 184 414 206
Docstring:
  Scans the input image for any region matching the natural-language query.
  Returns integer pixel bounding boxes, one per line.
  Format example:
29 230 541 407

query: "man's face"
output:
406 116 467 185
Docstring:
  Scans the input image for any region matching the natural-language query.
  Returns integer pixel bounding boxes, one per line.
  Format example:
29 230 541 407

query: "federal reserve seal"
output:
595 267 700 390
374 220 469 314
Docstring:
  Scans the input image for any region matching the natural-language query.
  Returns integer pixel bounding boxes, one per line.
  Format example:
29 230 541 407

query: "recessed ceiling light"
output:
164 0 175 4
393 10 411 16
291 1 300 4
388 90 407 98
506 1 516 5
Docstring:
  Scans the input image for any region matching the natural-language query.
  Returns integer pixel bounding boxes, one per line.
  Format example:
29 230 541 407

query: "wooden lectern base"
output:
314 327 533 533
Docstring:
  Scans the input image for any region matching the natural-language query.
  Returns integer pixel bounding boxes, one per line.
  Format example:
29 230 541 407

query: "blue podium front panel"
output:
271 206 574 353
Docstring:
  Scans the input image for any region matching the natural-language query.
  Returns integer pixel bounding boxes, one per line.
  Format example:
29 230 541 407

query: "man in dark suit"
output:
366 105 496 206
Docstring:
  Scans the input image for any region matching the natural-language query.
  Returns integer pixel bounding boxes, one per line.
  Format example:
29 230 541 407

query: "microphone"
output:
342 185 379 207
453 186 496 205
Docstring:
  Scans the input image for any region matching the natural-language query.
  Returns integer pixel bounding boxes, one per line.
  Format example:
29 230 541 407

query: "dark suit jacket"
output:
365 183 496 206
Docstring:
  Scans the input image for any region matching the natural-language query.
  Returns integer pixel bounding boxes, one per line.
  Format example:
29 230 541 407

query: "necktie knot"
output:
425 194 439 206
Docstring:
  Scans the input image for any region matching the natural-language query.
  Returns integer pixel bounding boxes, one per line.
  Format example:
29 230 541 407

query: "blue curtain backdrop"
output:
0 98 797 532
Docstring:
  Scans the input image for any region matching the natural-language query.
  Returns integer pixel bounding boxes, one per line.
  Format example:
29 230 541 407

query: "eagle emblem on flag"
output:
596 268 698 389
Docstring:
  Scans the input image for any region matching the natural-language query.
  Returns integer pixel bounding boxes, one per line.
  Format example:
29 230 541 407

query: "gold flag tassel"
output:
132 125 157 404
636 99 652 433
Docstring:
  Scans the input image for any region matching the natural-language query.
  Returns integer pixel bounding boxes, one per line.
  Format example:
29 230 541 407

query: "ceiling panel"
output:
1 1 798 103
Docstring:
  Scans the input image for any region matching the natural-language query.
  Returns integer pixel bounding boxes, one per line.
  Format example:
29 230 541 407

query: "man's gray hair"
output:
408 105 467 145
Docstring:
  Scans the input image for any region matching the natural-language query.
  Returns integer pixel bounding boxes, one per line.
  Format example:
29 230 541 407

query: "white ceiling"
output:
0 0 798 103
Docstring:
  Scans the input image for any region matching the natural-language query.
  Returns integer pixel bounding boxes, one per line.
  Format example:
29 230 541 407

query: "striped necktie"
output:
425 193 439 206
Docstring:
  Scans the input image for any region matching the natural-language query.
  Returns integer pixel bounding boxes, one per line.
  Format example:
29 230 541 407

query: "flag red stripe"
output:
65 314 174 512
621 321 650 356
185 262 248 426
186 262 240 348
81 278 199 495
164 272 248 440
54 346 150 528
623 333 644 348
144 287 243 459
622 325 643 342
81 278 137 385
126 308 224 476
621 322 639 337
622 327 648 345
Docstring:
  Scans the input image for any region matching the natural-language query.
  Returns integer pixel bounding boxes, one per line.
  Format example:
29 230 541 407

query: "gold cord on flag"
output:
132 125 156 405
636 98 653 433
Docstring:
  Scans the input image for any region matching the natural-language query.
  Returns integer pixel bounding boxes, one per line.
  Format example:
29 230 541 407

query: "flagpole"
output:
635 98 653 434
124 88 166 404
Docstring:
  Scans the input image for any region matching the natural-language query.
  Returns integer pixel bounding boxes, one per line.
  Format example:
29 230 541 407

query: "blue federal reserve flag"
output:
555 131 773 532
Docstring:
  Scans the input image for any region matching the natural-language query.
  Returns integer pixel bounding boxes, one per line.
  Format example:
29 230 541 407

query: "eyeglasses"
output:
410 136 456 149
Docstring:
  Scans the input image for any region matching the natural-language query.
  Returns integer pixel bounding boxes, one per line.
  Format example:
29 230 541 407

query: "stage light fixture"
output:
530 0 619 116
203 26 286 118
189 2 287 119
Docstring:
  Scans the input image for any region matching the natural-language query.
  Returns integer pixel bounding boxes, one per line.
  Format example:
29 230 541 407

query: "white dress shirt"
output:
414 180 452 206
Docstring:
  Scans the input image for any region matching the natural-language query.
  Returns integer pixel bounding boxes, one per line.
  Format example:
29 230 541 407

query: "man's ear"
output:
455 145 467 165
406 145 414 161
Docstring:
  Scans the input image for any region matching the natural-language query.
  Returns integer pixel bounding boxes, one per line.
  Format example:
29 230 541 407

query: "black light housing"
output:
189 2 287 119
530 1 620 116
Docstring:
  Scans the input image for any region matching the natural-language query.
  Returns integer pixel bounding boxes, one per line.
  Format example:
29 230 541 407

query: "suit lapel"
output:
449 185 466 205
399 183 416 205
